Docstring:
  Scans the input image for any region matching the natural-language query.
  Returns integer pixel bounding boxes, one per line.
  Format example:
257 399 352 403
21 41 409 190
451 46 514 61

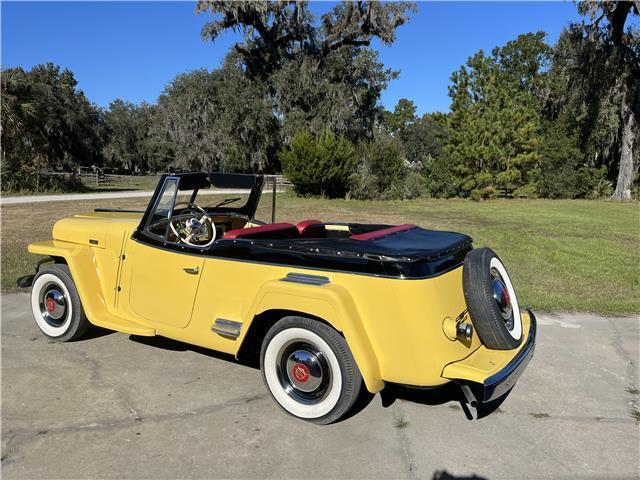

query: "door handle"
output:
183 267 200 275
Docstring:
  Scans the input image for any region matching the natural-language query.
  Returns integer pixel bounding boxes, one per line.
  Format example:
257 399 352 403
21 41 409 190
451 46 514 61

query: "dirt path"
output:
0 189 267 205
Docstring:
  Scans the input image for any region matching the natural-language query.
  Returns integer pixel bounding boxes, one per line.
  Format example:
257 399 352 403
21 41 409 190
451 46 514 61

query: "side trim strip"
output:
211 318 242 339
281 272 330 286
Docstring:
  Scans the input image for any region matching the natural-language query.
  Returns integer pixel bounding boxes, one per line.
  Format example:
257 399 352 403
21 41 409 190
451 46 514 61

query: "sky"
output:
1 1 583 114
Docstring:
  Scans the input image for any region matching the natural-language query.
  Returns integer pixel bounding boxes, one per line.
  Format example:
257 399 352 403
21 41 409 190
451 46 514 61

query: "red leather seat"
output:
223 222 299 239
296 220 326 238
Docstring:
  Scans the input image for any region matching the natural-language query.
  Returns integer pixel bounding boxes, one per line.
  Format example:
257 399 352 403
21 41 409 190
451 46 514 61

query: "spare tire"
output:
463 248 522 350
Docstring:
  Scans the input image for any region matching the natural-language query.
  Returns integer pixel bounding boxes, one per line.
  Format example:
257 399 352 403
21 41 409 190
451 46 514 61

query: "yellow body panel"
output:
126 240 204 328
27 211 527 394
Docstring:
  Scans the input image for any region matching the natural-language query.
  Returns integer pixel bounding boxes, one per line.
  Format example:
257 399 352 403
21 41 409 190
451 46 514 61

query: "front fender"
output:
239 277 384 393
27 240 154 336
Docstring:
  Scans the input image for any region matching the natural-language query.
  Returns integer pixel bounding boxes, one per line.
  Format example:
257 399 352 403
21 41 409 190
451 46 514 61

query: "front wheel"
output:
30 264 90 341
260 316 363 424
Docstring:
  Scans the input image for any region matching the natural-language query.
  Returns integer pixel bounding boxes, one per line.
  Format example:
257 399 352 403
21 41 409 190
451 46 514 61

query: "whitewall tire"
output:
260 316 364 424
463 248 523 350
30 264 90 341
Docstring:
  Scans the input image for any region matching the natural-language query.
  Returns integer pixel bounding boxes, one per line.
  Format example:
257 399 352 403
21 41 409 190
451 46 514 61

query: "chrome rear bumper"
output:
461 309 537 405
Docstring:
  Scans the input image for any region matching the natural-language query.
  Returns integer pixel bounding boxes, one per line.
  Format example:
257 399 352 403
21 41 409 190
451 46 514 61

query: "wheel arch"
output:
237 308 332 362
29 241 103 318
236 280 384 394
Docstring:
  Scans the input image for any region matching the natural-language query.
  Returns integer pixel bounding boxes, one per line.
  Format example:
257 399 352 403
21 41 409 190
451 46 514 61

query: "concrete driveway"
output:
2 292 638 479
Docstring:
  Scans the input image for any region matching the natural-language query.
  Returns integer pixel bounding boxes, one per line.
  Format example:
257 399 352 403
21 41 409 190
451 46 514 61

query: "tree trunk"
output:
612 94 637 200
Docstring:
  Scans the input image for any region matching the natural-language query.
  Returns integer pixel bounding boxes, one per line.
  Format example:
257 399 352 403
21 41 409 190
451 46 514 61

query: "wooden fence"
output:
45 171 292 190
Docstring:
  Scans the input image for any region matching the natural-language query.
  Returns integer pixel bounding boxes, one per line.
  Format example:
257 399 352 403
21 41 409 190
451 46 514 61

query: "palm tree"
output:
1 69 37 136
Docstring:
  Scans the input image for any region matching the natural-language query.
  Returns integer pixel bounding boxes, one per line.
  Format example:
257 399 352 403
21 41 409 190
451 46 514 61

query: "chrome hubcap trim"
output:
276 341 331 405
39 283 68 327
285 349 324 392
491 268 514 329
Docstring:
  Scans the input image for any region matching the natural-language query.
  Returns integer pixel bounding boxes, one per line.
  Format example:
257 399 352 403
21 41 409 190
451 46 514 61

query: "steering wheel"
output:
169 202 216 248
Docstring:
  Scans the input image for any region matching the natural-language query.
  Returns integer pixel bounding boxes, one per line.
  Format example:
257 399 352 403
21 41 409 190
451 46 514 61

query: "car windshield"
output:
146 177 178 238
140 174 274 245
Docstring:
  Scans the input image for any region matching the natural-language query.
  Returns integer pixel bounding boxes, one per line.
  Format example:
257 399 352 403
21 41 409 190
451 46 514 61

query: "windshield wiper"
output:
209 197 242 208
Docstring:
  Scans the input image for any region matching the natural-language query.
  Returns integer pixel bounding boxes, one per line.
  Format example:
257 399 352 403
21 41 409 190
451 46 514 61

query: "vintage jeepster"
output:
20 172 535 424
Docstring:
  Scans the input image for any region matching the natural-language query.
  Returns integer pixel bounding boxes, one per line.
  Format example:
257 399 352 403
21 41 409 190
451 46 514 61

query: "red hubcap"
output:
292 362 310 383
45 298 56 312
503 287 511 306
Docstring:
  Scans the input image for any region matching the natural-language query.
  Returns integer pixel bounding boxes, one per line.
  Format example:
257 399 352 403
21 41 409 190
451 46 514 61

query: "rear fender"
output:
238 278 384 393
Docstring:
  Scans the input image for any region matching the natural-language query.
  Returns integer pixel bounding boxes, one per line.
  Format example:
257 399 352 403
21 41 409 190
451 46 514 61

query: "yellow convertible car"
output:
20 172 535 424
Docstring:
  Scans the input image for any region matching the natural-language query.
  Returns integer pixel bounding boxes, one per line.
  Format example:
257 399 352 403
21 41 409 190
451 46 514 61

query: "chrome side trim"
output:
281 273 330 286
211 318 242 339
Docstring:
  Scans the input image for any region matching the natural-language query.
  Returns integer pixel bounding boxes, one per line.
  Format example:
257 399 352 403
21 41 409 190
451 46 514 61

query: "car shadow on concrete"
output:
127 334 510 422
72 325 116 341
128 334 260 369
432 471 488 480
380 382 511 420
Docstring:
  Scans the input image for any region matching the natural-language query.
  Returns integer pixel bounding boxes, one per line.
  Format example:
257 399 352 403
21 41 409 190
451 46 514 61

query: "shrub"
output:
470 186 499 201
513 183 538 198
575 166 613 199
404 171 430 199
0 171 86 193
423 154 459 198
279 130 356 198
350 133 409 200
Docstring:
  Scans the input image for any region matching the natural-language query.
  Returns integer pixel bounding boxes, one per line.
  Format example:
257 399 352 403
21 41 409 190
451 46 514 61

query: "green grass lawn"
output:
2 194 639 315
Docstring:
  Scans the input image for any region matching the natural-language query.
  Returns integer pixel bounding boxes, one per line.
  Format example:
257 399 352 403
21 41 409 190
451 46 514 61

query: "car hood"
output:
53 211 142 249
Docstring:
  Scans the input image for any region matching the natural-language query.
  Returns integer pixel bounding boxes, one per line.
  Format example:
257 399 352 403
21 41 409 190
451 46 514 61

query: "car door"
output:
127 240 204 328
125 176 204 329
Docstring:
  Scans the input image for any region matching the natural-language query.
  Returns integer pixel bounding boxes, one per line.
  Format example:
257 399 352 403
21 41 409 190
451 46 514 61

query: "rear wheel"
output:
30 264 90 342
463 248 522 350
260 316 363 424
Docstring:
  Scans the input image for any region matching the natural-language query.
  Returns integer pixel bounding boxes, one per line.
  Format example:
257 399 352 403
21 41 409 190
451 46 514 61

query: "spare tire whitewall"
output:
489 256 522 341
463 248 523 350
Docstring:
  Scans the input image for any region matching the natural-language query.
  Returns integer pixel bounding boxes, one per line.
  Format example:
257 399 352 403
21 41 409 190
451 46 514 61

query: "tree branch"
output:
604 1 632 46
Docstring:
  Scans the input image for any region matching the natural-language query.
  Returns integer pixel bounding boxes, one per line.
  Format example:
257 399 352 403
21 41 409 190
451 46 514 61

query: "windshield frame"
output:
132 172 268 250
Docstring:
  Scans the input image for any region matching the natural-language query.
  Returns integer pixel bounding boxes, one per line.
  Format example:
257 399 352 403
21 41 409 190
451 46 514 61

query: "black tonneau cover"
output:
213 226 473 279
268 226 472 263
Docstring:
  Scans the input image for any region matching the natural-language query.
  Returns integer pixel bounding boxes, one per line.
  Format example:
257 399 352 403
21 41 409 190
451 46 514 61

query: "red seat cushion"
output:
350 224 417 241
223 222 298 239
296 220 326 238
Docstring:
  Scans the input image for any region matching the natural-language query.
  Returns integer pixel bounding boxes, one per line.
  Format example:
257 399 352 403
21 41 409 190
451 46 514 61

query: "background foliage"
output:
1 1 638 199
